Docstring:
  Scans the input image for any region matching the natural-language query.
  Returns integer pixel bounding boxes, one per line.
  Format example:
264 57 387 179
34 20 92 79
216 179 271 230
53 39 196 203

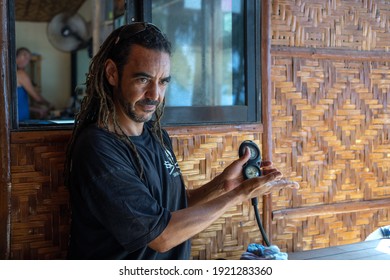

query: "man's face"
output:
106 44 171 124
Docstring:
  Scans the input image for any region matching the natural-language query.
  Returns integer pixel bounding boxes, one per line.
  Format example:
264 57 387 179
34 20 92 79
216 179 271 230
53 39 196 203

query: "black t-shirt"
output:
67 122 190 259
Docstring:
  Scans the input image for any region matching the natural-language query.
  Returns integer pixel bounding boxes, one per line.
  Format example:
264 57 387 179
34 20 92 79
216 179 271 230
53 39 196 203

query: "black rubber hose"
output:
251 197 271 247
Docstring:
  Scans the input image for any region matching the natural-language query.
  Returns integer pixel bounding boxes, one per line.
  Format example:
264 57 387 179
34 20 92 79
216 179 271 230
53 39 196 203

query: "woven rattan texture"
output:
9 131 263 259
272 57 390 204
270 56 390 251
170 132 264 259
273 208 390 251
272 0 390 50
10 136 70 259
270 0 390 252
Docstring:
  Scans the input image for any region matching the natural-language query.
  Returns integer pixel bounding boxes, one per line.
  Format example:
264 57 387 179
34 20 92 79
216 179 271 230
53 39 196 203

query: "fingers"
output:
261 167 278 176
258 170 283 183
237 146 251 165
264 179 300 190
260 160 272 168
247 174 299 198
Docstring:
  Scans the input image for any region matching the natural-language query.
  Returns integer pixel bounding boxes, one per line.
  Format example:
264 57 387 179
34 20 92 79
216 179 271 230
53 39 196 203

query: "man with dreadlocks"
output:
65 22 298 260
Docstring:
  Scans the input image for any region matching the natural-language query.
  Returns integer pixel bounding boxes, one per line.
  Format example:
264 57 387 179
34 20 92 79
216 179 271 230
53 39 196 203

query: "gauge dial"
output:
239 140 262 180
247 145 259 160
244 165 261 179
239 141 260 160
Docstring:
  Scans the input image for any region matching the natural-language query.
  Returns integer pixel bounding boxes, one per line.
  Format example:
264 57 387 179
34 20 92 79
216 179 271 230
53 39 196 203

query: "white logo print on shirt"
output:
163 149 181 177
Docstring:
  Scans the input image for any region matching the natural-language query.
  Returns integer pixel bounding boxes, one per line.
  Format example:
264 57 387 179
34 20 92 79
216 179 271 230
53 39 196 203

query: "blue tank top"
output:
17 86 30 121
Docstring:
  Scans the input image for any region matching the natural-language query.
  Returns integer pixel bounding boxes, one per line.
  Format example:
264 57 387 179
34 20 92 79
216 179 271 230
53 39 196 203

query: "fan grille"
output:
47 13 90 52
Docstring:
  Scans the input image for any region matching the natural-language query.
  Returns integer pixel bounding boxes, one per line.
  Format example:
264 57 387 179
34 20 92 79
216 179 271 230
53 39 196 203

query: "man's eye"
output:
139 78 149 83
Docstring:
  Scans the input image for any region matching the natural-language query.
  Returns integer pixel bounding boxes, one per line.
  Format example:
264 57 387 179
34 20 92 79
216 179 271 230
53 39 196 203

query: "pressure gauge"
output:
244 164 261 179
239 140 262 179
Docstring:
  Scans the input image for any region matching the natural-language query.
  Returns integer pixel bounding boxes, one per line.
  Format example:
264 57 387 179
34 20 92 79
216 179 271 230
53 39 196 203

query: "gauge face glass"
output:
248 145 259 160
244 165 260 179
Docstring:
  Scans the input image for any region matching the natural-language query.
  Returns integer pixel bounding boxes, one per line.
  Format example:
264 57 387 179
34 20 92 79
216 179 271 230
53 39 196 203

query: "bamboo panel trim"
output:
165 123 262 136
273 198 390 219
272 46 390 61
11 130 72 144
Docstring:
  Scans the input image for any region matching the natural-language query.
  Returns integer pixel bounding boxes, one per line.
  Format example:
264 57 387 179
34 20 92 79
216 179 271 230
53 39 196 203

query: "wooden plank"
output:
261 0 273 245
273 199 390 219
165 123 262 136
10 130 72 144
0 0 12 260
272 46 390 62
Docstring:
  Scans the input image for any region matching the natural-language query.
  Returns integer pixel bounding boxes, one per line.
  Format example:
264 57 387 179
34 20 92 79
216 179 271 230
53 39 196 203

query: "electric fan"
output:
47 12 91 52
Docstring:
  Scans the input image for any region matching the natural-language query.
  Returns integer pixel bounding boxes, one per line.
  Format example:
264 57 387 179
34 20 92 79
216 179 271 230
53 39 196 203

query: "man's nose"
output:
146 83 160 100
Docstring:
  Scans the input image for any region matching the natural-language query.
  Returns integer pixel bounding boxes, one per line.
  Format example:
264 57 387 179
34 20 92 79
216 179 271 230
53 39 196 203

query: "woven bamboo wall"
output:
8 0 390 260
9 128 264 259
270 0 390 252
169 129 264 260
272 0 390 51
10 131 72 259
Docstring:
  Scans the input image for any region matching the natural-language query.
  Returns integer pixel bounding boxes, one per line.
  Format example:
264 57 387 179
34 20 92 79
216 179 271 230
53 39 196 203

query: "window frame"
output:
10 0 262 130
126 0 262 126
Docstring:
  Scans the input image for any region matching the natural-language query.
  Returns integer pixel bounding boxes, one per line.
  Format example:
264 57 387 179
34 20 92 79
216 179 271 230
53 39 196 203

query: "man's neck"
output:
116 115 144 136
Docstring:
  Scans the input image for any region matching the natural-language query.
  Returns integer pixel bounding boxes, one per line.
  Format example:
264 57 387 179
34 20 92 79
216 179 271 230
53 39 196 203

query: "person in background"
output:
64 22 299 260
16 47 52 121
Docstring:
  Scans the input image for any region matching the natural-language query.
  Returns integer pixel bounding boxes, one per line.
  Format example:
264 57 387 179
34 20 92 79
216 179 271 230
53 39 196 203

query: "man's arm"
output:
148 170 298 253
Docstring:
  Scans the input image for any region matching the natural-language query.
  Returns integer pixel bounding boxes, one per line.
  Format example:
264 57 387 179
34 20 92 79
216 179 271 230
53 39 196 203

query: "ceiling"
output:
15 0 86 22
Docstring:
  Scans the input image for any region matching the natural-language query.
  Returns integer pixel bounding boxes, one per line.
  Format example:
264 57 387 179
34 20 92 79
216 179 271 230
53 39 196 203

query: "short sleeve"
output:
82 168 171 252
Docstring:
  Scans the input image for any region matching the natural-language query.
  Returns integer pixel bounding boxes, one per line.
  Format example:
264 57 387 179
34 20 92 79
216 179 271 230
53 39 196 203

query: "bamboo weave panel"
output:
272 56 390 207
9 130 263 259
271 55 390 249
169 132 264 259
10 137 71 259
273 207 390 252
272 0 390 51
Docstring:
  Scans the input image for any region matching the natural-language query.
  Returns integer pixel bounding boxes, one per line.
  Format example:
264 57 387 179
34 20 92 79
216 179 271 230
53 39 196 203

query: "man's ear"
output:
105 59 118 86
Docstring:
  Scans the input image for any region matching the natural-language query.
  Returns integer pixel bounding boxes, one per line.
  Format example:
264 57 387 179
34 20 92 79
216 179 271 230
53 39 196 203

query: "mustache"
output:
137 99 160 106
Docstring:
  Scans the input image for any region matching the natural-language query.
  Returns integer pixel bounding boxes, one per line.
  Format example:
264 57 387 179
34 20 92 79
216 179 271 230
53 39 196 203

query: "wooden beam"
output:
92 0 101 56
0 0 12 260
272 46 390 61
273 198 390 220
165 123 262 136
261 0 273 244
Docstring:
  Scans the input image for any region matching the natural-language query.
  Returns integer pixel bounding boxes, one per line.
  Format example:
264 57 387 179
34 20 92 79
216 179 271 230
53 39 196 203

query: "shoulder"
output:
16 69 31 84
73 125 128 160
77 125 124 150
72 125 133 171
17 69 29 79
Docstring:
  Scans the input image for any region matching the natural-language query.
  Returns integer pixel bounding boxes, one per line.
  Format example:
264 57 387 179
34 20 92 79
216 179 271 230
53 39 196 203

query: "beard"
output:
118 96 160 123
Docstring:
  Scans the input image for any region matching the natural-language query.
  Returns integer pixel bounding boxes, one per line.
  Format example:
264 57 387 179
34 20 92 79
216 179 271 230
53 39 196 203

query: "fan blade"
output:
47 13 90 52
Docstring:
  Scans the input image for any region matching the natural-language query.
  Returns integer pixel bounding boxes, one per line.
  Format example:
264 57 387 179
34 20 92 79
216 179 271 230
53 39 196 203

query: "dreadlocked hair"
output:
64 23 172 186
